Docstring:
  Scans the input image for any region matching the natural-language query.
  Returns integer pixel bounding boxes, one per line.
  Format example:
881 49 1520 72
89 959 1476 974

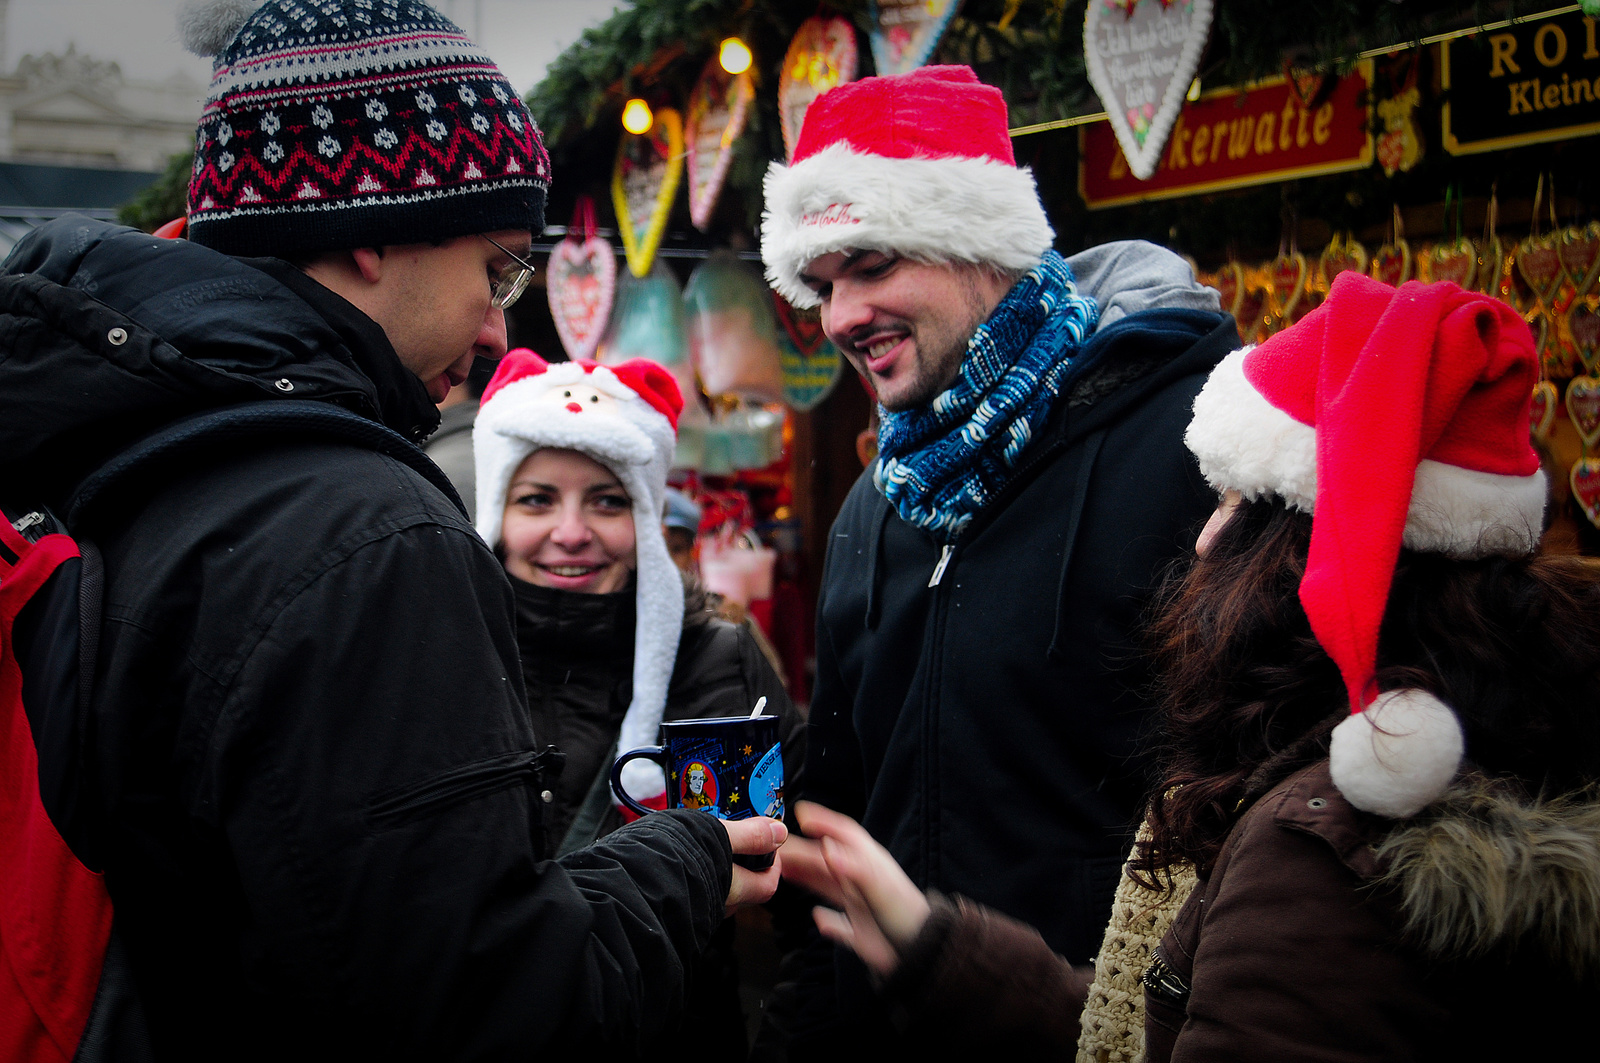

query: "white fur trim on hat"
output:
1329 689 1464 818
760 142 1054 309
472 359 683 805
1185 349 1547 558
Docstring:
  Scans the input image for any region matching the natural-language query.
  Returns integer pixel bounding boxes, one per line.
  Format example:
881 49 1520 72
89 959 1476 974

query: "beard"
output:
875 270 994 413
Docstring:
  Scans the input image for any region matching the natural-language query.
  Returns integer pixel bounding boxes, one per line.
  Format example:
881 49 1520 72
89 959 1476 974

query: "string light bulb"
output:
622 98 653 135
1186 78 1202 102
719 36 752 75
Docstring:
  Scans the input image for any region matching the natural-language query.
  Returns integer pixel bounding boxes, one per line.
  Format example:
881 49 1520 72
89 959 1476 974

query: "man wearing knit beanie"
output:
766 67 1239 1054
0 1 783 1058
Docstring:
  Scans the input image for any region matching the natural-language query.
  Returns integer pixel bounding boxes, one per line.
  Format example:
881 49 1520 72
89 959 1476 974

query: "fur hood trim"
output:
1376 773 1600 976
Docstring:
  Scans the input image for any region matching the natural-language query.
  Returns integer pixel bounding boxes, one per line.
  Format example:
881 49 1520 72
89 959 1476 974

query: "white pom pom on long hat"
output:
179 0 265 57
1328 689 1465 819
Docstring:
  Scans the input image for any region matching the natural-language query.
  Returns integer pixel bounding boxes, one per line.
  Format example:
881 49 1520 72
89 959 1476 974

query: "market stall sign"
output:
869 0 961 77
1079 61 1372 209
1083 0 1214 181
779 14 859 160
1442 11 1600 155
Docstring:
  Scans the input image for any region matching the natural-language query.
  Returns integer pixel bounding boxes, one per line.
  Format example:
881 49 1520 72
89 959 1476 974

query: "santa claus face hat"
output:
474 350 685 807
760 65 1054 310
1185 272 1544 818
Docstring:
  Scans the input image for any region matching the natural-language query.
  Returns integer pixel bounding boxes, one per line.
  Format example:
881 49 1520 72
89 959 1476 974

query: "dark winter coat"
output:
510 573 803 855
787 283 1237 1050
877 761 1599 1060
0 218 736 1061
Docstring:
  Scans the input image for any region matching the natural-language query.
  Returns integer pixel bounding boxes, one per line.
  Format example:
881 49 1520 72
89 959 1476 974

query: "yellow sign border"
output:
1440 30 1600 156
1077 61 1374 210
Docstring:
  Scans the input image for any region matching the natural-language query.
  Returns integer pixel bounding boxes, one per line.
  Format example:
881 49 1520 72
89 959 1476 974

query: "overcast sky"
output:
4 0 623 95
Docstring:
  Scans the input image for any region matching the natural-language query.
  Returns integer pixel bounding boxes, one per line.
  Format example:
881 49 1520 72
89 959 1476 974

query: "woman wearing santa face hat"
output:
473 350 804 1058
779 274 1600 1059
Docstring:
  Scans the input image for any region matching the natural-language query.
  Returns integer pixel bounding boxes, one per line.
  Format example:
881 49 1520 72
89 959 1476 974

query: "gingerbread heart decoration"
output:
1236 273 1270 341
1214 262 1244 321
686 59 754 231
1558 222 1600 298
1570 302 1600 372
1270 252 1309 326
1476 236 1507 298
1369 238 1412 287
546 199 616 361
1516 233 1565 308
1426 240 1476 289
1565 375 1600 448
1531 379 1559 444
774 291 844 411
1570 456 1600 529
1319 235 1368 288
779 14 858 160
611 107 684 277
869 0 962 77
1083 0 1215 180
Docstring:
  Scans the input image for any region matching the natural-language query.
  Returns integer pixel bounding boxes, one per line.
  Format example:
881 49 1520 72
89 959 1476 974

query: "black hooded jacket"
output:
0 218 733 1060
786 254 1239 1052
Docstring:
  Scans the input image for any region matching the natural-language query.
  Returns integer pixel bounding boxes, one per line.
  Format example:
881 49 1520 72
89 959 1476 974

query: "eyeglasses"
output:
482 235 536 310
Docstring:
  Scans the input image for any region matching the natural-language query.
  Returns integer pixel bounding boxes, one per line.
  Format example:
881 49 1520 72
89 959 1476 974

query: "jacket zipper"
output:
366 748 558 830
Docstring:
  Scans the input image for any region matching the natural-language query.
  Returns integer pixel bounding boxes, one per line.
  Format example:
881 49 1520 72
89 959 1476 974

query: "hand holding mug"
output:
722 816 786 912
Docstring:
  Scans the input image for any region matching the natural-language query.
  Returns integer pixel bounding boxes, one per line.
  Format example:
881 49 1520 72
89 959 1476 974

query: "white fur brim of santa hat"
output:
473 352 685 807
1184 273 1544 818
762 143 1054 309
1187 348 1547 558
760 65 1054 310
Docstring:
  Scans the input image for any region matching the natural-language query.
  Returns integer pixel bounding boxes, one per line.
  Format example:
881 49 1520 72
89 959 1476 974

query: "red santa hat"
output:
760 65 1054 309
1185 272 1544 818
474 350 684 808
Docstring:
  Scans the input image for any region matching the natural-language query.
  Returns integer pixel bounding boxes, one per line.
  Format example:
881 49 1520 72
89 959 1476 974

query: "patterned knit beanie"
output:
179 0 549 256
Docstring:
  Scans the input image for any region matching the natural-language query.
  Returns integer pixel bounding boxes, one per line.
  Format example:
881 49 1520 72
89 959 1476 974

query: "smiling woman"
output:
471 347 806 1057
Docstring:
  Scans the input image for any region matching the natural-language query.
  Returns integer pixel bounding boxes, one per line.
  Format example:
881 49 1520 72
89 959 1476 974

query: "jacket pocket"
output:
1141 943 1191 1041
365 748 562 831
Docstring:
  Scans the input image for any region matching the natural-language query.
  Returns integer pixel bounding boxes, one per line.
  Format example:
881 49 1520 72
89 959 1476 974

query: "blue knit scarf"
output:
874 250 1100 542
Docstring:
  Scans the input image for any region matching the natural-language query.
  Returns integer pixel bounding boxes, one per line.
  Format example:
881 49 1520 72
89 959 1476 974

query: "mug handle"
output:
611 746 667 817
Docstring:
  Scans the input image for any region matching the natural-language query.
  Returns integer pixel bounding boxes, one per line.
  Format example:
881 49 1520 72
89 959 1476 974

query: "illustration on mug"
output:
679 759 720 811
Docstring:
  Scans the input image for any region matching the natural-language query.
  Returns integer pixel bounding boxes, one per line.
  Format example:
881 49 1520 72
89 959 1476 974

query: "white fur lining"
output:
1329 689 1464 818
760 142 1054 308
1186 349 1546 558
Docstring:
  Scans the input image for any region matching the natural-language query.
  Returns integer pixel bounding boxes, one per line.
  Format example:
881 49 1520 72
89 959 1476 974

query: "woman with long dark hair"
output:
783 274 1600 1059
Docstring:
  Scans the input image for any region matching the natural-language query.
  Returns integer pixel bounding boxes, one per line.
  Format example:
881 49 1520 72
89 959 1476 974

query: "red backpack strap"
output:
0 519 113 1063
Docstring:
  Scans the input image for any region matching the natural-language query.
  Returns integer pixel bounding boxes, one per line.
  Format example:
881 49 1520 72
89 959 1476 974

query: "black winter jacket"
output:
789 302 1238 1051
0 218 735 1061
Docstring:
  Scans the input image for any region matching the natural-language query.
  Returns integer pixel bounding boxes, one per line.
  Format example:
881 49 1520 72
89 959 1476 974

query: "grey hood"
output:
1066 240 1221 330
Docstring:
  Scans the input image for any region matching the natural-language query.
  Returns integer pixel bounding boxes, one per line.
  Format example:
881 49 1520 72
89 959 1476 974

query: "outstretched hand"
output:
721 816 786 912
786 801 932 979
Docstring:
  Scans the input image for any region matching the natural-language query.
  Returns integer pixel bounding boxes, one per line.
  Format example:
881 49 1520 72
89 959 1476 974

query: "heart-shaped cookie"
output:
1570 456 1600 529
774 291 844 411
546 233 617 361
1083 0 1214 180
1570 301 1600 372
779 15 858 161
1319 234 1368 289
1426 240 1476 289
1476 235 1507 298
611 107 684 278
1236 273 1270 341
1565 374 1600 448
686 59 754 231
1369 238 1411 287
1270 252 1309 325
1558 222 1600 298
1516 233 1564 308
1531 379 1559 444
869 0 962 77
